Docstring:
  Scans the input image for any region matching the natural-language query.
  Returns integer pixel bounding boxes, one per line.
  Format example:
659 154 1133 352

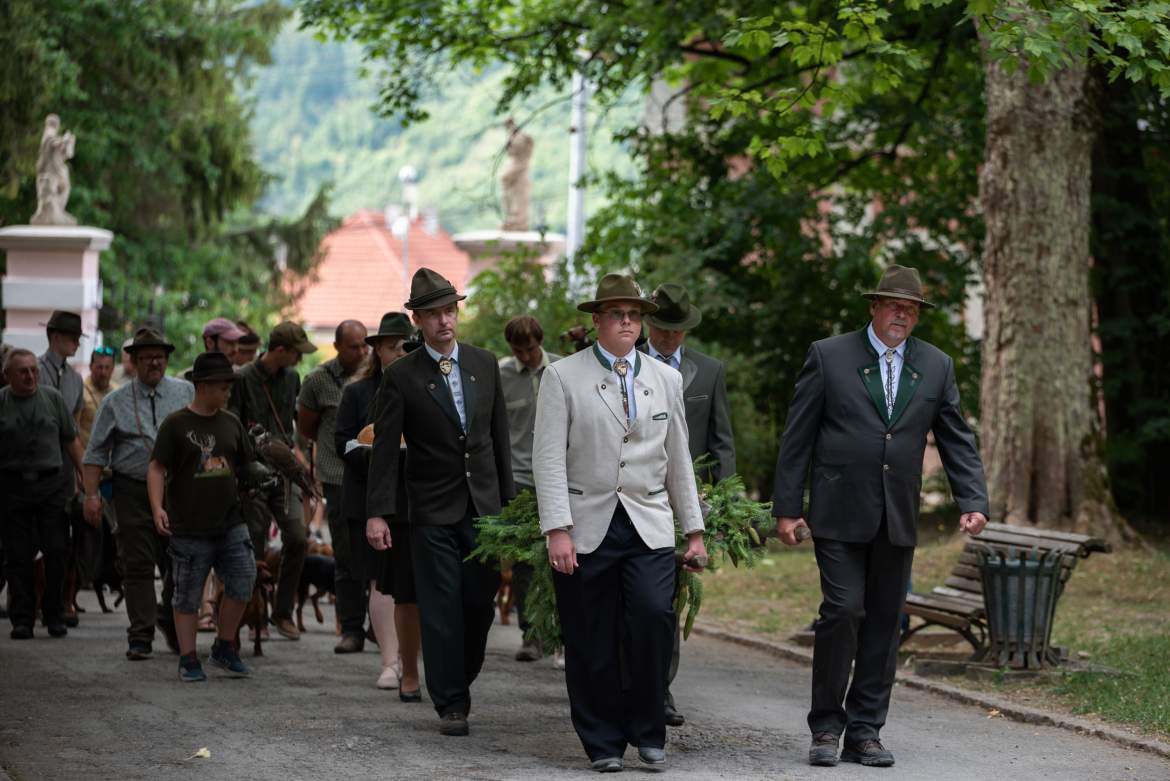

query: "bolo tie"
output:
614 358 630 419
884 349 896 419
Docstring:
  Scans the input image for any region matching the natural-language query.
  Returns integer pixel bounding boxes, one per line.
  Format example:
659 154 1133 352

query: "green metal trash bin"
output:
977 546 1064 668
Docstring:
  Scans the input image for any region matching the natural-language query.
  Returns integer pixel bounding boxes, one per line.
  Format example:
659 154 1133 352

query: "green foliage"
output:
0 1 334 369
1054 633 1170 736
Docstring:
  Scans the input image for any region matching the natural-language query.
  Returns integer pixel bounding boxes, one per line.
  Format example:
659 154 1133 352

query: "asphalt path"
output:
1 588 1167 780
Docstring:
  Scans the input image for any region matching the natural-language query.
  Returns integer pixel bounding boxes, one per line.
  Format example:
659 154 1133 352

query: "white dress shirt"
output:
867 322 906 413
647 343 683 372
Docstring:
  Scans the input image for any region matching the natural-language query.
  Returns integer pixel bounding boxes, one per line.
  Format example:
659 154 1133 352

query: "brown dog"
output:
497 561 514 626
222 555 275 657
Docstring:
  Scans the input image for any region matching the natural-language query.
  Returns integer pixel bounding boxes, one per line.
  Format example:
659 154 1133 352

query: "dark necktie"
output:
149 392 157 427
614 359 630 420
656 353 671 366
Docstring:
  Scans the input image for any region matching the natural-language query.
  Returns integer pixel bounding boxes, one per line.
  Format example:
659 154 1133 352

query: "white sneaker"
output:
377 665 401 690
553 648 566 670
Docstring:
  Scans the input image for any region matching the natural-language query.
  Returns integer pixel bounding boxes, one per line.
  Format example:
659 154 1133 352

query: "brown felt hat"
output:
124 327 176 355
862 264 934 309
405 268 466 311
577 273 659 314
43 310 85 337
647 283 702 331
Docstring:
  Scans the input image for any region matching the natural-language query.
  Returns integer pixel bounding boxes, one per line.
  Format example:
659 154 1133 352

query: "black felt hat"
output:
188 351 239 383
365 312 414 345
43 310 84 336
405 267 466 310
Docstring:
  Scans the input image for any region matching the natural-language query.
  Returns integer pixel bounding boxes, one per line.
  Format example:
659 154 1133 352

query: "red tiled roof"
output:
291 209 470 332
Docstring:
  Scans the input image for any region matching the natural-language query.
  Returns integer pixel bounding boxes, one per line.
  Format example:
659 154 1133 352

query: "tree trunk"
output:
977 27 1133 544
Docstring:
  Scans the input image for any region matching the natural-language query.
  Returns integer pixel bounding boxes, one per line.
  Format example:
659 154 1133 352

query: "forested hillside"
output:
248 21 640 233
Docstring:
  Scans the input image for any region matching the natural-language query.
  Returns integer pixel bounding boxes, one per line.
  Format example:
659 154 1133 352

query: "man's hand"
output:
682 532 708 572
959 511 988 536
547 529 578 574
366 517 393 551
776 516 809 546
83 494 103 527
153 507 171 537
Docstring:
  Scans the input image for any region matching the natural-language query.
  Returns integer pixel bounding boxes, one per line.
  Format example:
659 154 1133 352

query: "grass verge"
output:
697 526 1170 740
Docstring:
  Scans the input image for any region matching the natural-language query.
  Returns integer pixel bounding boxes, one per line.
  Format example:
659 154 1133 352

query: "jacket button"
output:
623 436 629 443
643 389 649 395
620 461 626 468
459 435 465 441
616 486 623 493
883 464 889 471
601 384 606 389
465 453 470 459
885 433 892 441
466 471 471 477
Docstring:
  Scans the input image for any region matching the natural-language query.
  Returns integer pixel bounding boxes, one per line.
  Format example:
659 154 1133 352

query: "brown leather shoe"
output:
274 618 301 641
809 732 840 766
841 738 894 767
439 712 469 736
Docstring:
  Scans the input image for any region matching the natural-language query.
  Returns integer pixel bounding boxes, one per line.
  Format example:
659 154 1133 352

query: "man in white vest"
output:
533 273 706 773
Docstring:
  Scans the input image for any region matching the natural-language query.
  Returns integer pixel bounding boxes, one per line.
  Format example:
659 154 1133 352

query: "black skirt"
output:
373 521 416 604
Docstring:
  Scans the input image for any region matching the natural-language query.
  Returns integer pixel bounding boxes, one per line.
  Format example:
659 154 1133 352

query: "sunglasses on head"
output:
92 345 117 357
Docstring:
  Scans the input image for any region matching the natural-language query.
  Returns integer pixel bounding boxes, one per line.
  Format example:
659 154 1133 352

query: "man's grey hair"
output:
2 347 36 375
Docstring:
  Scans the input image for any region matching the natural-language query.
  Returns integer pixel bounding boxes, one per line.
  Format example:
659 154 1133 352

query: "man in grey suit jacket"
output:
639 282 736 727
772 265 989 768
534 273 706 773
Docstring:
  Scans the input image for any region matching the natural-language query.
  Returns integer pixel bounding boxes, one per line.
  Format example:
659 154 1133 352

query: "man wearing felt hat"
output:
771 264 989 768
636 282 736 728
39 310 85 421
83 327 193 659
228 320 317 641
366 268 514 737
532 273 707 772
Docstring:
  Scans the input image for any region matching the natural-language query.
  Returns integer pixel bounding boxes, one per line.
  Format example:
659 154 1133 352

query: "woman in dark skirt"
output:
335 312 421 699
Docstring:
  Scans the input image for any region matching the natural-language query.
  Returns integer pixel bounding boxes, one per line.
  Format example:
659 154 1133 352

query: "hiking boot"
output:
334 633 364 654
514 637 542 662
438 712 469 736
10 625 33 640
809 732 840 766
178 653 206 683
274 617 300 640
841 738 895 767
209 638 250 677
126 642 153 660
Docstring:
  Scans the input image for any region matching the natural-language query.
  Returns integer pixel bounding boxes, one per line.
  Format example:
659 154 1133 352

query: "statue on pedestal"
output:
500 117 533 232
30 114 77 226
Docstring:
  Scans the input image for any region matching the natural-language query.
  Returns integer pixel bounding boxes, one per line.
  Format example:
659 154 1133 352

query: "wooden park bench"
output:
900 522 1112 658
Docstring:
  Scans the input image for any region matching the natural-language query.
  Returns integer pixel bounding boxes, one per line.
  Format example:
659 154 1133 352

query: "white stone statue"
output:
30 114 77 226
500 117 533 232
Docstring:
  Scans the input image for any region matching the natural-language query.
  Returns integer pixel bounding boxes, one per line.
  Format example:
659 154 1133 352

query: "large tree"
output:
0 0 333 367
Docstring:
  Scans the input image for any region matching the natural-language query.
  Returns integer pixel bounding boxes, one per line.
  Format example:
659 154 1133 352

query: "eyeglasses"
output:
600 308 643 323
92 346 117 357
136 354 167 365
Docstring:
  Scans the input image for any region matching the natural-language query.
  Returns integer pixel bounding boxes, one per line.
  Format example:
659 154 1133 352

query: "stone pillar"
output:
1 225 112 369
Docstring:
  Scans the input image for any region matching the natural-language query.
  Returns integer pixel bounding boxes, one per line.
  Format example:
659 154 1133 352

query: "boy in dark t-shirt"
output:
148 352 257 682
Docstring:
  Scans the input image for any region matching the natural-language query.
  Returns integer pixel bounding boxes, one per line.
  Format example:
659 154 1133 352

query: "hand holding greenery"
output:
471 474 771 651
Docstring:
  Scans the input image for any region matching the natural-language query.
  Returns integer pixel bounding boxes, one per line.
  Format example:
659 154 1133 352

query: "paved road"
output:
1 589 1167 781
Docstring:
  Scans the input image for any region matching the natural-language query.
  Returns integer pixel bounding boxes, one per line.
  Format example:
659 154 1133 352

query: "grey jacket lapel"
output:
680 354 699 392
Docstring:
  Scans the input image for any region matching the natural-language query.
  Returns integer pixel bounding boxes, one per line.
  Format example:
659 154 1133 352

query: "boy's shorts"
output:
170 524 256 613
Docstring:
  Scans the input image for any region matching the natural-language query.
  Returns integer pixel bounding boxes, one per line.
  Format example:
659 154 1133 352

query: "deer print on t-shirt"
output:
187 430 231 477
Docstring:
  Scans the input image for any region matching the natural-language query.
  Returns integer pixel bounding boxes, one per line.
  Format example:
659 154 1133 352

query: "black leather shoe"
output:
638 746 666 770
438 712 469 736
664 698 685 727
841 738 895 767
808 732 840 766
590 757 623 773
64 614 80 628
399 688 422 703
334 634 364 654
10 625 33 640
46 623 68 638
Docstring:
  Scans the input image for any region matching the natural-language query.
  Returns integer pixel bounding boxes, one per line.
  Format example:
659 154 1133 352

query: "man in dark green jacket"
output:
772 265 989 769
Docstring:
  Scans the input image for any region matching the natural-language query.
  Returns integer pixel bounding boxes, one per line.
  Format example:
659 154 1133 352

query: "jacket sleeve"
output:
366 369 404 520
666 370 705 536
706 360 737 482
931 356 990 516
771 342 826 518
489 358 516 504
532 365 572 534
334 383 365 473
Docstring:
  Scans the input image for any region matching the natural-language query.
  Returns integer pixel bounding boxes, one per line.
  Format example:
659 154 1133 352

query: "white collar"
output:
596 342 637 370
867 322 906 359
424 341 460 364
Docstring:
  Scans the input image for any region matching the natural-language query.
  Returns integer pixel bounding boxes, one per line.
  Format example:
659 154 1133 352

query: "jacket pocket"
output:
685 394 709 402
567 487 584 496
652 411 668 421
648 486 666 496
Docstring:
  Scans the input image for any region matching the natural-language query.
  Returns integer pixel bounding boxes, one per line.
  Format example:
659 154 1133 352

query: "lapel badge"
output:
428 382 436 390
439 357 454 376
912 372 918 380
469 374 476 382
864 368 871 375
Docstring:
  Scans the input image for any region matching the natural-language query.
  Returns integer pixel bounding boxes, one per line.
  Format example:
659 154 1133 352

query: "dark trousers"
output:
809 521 914 742
0 473 68 629
553 505 676 761
327 483 367 637
242 478 306 621
411 509 500 717
112 476 173 646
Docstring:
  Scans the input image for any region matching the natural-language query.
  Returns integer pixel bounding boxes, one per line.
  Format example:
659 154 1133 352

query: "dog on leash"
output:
296 553 336 632
497 562 514 625
92 517 124 613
